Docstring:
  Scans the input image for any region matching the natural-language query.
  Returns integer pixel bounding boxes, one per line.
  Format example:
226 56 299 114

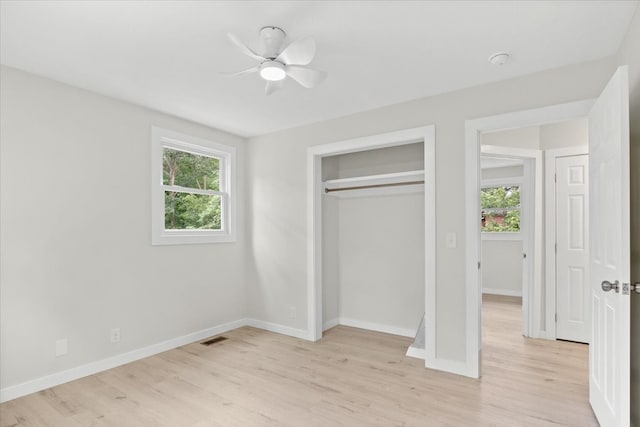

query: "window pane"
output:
163 148 219 191
481 186 520 232
164 192 221 230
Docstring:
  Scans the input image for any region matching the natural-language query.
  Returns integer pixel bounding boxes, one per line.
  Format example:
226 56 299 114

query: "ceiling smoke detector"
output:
488 52 510 66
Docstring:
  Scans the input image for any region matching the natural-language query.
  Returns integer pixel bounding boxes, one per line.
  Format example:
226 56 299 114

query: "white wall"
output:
482 126 540 149
337 194 425 333
481 165 524 181
321 157 340 324
0 66 247 391
333 143 424 179
481 240 523 297
246 56 617 363
615 6 640 425
539 118 588 150
481 120 588 151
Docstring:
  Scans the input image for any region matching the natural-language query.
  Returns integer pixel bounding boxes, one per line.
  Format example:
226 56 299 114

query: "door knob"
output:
601 280 620 293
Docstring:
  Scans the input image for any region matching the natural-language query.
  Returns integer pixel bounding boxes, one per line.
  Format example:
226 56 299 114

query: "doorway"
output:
464 100 594 378
479 150 534 338
478 120 591 361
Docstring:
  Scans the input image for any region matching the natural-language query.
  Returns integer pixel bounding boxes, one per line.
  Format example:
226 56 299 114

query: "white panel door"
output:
556 154 589 343
588 66 630 427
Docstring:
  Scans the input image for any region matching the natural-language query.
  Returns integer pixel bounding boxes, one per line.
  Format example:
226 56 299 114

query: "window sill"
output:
152 231 236 245
481 232 522 241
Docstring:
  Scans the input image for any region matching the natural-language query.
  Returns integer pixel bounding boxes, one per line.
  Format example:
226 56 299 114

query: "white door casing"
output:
588 66 630 427
555 154 590 343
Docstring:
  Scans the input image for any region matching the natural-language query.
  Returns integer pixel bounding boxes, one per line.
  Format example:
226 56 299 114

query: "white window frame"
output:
151 126 236 245
480 176 523 240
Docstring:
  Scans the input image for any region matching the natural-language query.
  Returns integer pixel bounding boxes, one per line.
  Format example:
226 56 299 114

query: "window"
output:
152 127 236 245
481 185 520 233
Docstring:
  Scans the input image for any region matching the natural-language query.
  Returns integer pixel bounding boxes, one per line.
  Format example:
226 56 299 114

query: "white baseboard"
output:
405 345 426 360
245 319 310 340
0 318 246 403
322 318 340 331
482 288 523 297
337 317 416 338
408 347 476 378
425 356 475 378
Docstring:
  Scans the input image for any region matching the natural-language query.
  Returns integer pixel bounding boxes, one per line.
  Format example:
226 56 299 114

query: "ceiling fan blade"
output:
285 65 327 88
227 33 265 62
265 80 284 95
219 65 260 77
276 37 316 65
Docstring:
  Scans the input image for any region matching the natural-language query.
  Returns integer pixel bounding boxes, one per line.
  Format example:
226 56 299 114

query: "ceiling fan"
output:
224 26 327 95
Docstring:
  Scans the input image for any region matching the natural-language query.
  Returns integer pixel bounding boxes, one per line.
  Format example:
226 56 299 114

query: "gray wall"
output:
0 66 247 389
246 56 617 363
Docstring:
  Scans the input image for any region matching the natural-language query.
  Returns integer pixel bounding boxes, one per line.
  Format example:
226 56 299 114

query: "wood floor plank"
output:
0 297 597 426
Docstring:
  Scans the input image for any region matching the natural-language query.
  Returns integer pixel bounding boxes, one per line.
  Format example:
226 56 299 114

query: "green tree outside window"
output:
163 148 221 230
481 186 520 232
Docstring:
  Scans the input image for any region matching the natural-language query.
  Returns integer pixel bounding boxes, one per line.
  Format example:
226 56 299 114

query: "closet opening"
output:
306 126 436 368
321 143 425 341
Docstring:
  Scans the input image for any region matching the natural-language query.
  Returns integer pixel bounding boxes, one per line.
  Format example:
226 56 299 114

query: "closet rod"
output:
324 180 425 193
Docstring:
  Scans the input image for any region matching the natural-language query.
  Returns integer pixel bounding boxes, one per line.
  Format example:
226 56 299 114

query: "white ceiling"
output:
1 1 637 137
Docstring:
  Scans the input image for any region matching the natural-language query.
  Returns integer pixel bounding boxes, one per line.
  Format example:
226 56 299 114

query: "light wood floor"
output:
1 296 596 426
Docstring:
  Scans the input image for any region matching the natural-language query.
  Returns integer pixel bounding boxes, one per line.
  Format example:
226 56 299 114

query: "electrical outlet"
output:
110 328 121 343
55 338 68 357
288 306 297 319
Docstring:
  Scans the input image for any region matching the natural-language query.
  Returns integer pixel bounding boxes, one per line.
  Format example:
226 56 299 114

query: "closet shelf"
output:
323 170 425 198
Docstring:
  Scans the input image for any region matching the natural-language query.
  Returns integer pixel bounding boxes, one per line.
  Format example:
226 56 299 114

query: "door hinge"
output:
555 313 557 322
478 261 481 270
555 243 557 254
554 173 557 183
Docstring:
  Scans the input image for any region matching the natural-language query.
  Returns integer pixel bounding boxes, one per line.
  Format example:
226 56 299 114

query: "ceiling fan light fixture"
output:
259 61 286 81
225 27 326 93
